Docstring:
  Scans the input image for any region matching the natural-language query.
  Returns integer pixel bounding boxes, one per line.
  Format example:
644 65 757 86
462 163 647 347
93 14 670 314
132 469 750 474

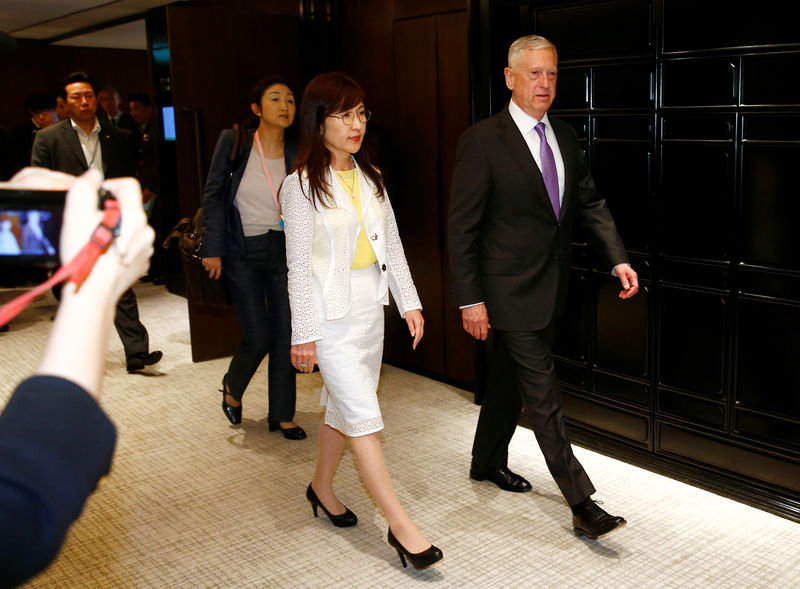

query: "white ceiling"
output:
0 0 174 50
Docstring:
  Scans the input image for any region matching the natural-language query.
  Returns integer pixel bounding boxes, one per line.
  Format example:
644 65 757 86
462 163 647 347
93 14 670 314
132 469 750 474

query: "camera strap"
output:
0 199 121 327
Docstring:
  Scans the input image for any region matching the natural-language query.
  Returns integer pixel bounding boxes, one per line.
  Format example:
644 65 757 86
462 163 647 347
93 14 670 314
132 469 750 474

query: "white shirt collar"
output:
508 98 551 136
70 117 101 137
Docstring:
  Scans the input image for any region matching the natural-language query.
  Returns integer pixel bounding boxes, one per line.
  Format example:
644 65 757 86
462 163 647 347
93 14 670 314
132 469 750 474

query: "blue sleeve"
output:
0 376 116 588
201 129 235 258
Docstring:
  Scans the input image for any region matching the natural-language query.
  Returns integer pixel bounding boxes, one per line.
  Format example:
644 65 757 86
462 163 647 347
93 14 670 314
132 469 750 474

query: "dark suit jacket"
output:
448 105 629 332
135 120 159 193
202 127 297 258
0 376 116 588
12 120 38 171
31 118 136 179
105 112 138 135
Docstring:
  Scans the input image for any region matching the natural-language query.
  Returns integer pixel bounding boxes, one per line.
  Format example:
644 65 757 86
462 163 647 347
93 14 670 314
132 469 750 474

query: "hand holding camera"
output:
0 168 154 398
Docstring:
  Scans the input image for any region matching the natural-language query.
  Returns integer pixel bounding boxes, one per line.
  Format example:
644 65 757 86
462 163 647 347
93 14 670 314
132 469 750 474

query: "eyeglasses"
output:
329 109 372 125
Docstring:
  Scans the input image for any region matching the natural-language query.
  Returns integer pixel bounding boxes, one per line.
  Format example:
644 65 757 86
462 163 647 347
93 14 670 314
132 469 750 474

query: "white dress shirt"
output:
507 98 565 206
70 118 103 177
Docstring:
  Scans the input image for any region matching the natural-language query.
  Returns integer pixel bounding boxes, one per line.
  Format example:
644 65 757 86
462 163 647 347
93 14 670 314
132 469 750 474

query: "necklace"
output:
337 169 357 199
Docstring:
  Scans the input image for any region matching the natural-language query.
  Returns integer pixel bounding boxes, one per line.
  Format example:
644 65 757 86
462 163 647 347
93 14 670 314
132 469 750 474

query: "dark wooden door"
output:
163 4 300 362
390 10 472 382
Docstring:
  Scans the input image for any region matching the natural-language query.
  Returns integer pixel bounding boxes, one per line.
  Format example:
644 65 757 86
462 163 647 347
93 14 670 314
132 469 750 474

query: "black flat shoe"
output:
269 421 307 440
306 484 357 527
572 499 626 539
126 350 163 373
469 462 532 493
387 528 443 570
220 374 241 425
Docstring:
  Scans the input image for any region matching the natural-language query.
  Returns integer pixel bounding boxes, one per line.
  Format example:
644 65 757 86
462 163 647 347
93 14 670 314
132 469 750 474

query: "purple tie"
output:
534 122 560 218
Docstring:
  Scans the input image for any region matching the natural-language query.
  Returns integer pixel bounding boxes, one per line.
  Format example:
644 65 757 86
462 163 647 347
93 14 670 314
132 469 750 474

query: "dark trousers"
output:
472 328 595 506
113 287 149 361
54 280 148 362
223 231 295 422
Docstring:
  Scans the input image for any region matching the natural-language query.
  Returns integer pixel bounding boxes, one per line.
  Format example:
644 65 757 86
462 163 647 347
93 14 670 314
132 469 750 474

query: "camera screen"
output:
0 190 65 266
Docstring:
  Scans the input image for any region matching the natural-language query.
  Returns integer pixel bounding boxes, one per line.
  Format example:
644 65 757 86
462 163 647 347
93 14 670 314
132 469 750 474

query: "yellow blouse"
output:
334 169 378 269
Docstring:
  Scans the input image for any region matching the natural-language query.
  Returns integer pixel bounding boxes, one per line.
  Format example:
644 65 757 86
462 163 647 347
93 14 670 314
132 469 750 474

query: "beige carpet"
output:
1 283 799 588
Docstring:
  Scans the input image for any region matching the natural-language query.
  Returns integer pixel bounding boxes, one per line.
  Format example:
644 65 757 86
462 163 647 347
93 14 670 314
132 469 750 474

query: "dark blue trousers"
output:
223 231 295 422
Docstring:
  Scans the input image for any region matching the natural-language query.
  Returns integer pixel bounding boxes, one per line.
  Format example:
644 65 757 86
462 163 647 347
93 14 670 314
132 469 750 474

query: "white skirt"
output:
315 264 385 437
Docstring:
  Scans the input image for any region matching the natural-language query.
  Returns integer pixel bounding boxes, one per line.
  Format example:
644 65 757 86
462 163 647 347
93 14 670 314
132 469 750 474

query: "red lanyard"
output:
0 198 121 327
253 129 281 211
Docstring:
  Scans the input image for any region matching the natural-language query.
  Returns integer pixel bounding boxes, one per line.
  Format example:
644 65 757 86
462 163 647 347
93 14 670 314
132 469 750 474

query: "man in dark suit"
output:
97 87 138 135
128 93 165 284
31 72 162 373
12 93 59 172
448 35 639 540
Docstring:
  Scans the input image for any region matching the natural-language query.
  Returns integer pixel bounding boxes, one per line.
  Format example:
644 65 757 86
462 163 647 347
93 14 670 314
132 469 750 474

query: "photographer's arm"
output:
37 171 154 396
0 168 153 586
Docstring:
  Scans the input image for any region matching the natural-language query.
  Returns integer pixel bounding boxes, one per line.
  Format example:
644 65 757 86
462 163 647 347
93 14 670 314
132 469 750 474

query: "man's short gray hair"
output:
508 35 558 68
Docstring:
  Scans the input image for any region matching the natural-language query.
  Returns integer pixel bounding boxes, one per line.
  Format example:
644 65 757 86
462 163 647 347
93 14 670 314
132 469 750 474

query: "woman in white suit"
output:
280 72 442 570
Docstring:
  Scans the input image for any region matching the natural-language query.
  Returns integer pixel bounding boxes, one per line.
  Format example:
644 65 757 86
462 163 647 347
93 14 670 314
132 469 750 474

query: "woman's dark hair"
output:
293 72 384 208
251 75 293 106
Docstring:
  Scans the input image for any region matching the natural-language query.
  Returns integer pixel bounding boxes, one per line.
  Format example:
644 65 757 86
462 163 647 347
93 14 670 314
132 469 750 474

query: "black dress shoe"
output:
470 462 532 493
269 421 307 440
126 350 163 373
306 484 357 527
220 374 241 425
387 528 443 570
572 499 626 539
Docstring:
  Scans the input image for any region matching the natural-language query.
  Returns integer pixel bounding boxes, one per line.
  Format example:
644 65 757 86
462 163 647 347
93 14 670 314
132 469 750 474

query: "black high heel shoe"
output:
387 528 443 570
220 375 241 425
269 421 307 440
306 484 357 527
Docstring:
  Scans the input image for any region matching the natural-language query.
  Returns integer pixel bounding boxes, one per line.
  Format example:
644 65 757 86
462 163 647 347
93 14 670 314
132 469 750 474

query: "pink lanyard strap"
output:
253 129 281 212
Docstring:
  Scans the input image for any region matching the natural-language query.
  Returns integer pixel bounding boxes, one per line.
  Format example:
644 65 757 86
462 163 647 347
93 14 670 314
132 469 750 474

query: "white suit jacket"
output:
280 162 422 345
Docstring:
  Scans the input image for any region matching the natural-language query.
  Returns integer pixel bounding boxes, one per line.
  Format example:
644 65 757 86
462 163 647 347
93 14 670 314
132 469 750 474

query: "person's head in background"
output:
24 93 58 129
97 86 122 119
54 99 68 122
128 93 154 127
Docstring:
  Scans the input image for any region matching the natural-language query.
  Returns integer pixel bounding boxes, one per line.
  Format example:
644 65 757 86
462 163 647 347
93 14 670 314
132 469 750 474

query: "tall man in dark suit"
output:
31 72 162 373
448 35 639 539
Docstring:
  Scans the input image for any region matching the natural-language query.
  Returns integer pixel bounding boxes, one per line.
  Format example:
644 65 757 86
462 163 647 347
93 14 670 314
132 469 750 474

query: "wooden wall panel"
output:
341 0 395 130
392 17 445 373
394 0 468 20
437 11 475 384
0 39 147 144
